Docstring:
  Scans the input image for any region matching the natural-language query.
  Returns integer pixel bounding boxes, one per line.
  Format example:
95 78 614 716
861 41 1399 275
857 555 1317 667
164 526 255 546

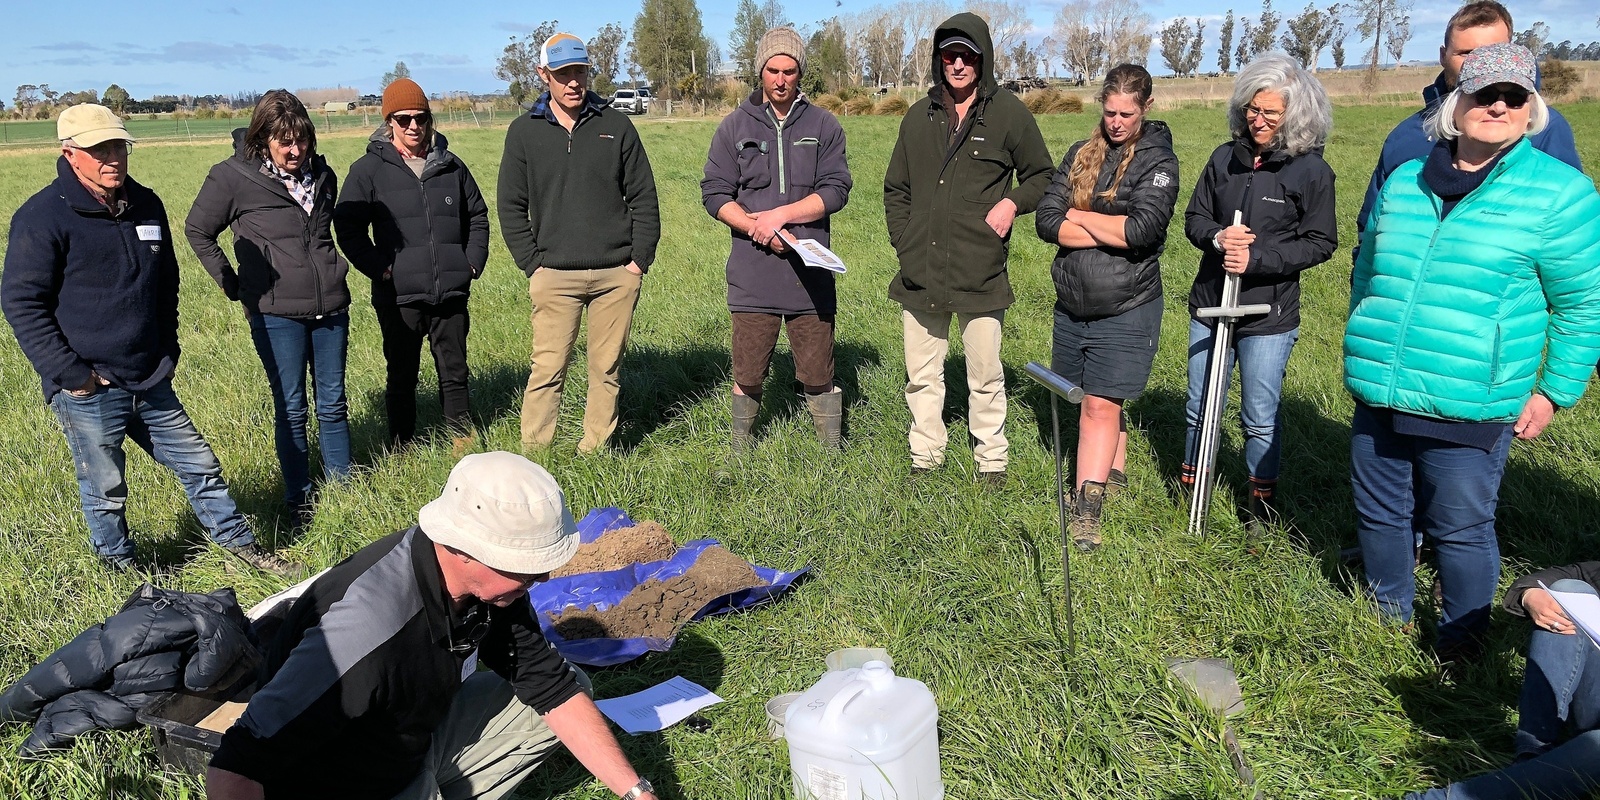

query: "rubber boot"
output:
1245 478 1277 538
731 393 760 450
804 388 844 449
1071 480 1106 552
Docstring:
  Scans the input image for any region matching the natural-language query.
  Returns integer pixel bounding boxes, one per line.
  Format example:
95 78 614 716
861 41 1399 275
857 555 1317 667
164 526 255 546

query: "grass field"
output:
0 106 513 148
0 101 1598 799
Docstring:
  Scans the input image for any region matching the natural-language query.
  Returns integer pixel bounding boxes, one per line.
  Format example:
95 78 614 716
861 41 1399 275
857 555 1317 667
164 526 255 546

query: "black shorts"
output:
1050 297 1162 401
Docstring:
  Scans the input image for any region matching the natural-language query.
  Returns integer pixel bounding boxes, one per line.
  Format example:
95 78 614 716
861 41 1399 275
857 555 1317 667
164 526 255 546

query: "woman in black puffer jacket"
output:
334 80 490 450
1035 63 1179 552
186 89 351 527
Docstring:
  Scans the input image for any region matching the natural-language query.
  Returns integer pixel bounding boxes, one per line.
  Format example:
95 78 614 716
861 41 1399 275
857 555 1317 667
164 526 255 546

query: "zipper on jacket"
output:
1387 215 1446 398
417 169 441 300
767 106 787 195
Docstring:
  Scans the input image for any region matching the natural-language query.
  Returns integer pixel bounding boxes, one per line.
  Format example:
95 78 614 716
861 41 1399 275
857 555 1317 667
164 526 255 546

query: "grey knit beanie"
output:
755 26 806 74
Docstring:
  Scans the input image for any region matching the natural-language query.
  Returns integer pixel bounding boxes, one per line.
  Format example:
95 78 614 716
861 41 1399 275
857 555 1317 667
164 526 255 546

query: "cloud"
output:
399 52 474 66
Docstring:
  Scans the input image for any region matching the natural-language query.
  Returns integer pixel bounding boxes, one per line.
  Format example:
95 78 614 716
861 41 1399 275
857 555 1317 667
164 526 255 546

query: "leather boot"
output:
1245 479 1277 537
804 388 844 449
1071 480 1106 552
731 393 760 450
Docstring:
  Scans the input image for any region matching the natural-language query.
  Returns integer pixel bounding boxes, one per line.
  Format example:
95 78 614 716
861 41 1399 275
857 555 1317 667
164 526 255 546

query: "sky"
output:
5 0 1597 100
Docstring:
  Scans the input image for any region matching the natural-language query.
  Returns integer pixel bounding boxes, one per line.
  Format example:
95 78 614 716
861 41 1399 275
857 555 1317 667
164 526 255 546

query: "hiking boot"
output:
731 393 760 451
1071 480 1106 552
1106 468 1128 497
226 543 304 577
804 388 843 449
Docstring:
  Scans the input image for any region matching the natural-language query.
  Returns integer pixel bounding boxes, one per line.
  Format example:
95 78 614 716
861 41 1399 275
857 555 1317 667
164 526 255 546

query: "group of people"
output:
3 3 1600 798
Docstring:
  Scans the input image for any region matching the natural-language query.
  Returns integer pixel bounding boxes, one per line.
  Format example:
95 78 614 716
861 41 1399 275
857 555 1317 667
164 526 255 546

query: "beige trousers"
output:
521 266 642 453
390 667 594 800
902 308 1008 472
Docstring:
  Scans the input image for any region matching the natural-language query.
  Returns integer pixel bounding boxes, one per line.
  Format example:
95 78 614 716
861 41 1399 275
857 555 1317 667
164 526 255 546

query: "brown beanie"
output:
382 78 429 118
755 26 806 74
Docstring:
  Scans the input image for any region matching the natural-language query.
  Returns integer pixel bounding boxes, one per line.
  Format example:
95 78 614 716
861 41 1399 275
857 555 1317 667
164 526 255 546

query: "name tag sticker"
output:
137 225 161 241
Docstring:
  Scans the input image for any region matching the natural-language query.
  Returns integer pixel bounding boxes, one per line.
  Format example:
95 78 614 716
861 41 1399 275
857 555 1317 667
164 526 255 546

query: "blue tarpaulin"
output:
529 508 811 666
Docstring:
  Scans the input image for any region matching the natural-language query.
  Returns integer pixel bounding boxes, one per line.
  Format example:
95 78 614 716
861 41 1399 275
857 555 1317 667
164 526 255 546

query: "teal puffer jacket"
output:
1344 138 1600 422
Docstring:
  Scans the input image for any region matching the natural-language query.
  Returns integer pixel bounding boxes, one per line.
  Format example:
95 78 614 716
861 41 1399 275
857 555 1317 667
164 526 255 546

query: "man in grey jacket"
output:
702 26 853 449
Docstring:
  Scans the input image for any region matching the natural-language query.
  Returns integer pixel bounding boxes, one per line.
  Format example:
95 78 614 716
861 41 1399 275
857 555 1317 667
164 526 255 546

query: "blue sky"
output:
4 0 1596 99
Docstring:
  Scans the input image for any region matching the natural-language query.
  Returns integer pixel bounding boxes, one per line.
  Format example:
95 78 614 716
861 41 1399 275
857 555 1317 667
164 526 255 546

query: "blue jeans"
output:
1404 730 1600 800
248 312 351 508
49 379 255 560
1515 579 1600 758
1351 403 1513 649
1183 320 1299 481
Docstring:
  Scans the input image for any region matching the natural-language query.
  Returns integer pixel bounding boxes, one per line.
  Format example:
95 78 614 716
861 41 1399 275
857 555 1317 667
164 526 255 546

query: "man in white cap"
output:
2 104 294 575
499 32 660 455
207 451 659 800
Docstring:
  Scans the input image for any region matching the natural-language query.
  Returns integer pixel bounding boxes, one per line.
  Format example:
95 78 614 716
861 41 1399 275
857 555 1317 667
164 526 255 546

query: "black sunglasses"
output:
1470 86 1529 109
448 604 491 655
391 112 432 128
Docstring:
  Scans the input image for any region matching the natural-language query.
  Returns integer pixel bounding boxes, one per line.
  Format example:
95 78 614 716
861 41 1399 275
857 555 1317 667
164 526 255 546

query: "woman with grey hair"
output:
1181 52 1337 532
1346 42 1600 667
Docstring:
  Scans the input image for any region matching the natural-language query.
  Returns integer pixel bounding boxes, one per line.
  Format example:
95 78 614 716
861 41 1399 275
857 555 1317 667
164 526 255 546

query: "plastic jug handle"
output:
820 683 869 727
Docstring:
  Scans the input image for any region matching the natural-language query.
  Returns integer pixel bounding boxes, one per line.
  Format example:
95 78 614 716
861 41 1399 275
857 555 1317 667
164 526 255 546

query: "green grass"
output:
1 102 1598 799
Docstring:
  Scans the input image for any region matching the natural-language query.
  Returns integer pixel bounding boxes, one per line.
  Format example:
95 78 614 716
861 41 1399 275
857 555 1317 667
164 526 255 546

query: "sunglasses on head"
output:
391 112 432 128
940 49 980 65
1470 85 1529 109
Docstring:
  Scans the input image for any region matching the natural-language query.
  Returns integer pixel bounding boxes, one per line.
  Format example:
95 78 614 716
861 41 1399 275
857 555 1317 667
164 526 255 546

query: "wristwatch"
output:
621 778 654 800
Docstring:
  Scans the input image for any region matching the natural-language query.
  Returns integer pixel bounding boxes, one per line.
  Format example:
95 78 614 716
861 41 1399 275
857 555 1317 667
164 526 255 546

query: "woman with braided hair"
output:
1035 63 1179 551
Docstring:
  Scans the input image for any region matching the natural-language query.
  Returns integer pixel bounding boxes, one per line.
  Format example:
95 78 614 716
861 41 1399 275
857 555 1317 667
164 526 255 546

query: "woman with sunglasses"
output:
334 79 490 454
1346 43 1600 666
186 89 351 530
1181 53 1337 532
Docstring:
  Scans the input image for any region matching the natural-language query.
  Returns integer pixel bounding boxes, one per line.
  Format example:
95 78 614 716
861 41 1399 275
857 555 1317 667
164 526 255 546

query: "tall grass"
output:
0 102 1597 799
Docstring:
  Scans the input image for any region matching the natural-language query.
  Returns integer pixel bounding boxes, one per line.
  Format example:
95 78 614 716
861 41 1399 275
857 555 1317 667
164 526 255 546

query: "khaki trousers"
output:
521 267 642 453
902 308 1008 472
390 667 594 800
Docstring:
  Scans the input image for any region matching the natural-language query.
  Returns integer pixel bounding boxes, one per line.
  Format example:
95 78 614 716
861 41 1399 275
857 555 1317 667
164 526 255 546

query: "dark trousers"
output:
374 297 471 444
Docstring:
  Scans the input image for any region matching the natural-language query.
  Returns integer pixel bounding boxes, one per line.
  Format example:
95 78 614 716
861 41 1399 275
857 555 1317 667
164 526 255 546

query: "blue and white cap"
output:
541 33 590 70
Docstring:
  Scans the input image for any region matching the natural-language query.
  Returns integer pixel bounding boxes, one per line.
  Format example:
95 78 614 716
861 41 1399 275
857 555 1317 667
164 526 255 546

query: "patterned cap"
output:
541 33 590 70
1457 42 1536 95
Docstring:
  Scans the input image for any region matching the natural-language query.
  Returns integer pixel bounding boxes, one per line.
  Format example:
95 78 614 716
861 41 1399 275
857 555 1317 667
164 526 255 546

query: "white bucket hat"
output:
418 452 579 574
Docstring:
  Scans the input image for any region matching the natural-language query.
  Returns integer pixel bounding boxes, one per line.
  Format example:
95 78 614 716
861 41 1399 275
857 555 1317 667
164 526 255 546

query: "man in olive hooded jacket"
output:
884 12 1052 481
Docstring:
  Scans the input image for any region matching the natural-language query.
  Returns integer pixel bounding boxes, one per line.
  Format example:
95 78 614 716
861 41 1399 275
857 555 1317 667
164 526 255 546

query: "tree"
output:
1217 10 1236 74
1252 0 1281 59
1236 17 1254 67
1330 4 1349 70
588 22 628 96
1386 13 1411 68
1160 17 1197 77
971 0 1031 79
1514 22 1550 57
14 85 40 119
1054 0 1105 82
381 61 411 89
1185 18 1206 76
1091 0 1153 68
860 11 908 85
496 21 560 105
802 17 850 95
731 0 788 85
630 0 711 109
1282 3 1336 69
102 84 131 114
1356 0 1411 91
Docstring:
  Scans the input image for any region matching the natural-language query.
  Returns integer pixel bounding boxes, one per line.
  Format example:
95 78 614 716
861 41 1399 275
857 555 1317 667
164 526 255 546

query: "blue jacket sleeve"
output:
1533 109 1583 172
1 212 94 393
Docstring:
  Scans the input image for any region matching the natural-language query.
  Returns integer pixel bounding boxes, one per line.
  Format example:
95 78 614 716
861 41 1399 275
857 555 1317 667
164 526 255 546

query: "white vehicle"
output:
613 89 647 115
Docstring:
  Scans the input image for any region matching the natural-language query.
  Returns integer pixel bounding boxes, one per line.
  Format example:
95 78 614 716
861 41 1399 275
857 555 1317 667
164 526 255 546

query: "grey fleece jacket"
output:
702 92 852 315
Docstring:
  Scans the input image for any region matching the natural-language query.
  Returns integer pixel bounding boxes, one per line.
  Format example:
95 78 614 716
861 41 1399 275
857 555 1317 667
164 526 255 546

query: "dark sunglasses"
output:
391 112 432 128
1470 86 1529 109
939 49 980 65
448 604 491 655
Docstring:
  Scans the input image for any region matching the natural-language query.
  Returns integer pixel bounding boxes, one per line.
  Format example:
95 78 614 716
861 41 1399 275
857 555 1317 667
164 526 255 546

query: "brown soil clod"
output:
551 521 677 578
549 546 766 640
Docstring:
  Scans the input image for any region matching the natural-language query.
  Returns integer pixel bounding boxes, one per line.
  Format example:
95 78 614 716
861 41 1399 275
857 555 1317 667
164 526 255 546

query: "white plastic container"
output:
784 661 943 800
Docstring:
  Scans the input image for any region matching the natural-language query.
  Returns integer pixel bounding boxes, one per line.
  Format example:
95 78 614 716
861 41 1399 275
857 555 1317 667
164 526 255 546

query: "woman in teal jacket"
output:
1344 43 1600 664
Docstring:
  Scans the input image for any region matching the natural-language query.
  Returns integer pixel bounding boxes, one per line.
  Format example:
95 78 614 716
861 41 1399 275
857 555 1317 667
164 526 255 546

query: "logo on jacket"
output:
1152 172 1171 188
445 196 454 205
599 133 616 139
1261 195 1286 204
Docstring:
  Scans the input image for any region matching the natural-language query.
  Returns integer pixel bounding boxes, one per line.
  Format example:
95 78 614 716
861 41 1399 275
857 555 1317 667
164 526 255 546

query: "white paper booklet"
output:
1538 580 1600 651
788 236 847 273
595 676 724 735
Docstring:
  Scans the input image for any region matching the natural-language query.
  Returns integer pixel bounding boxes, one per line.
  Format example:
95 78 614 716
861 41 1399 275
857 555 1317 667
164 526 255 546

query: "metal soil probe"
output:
1167 657 1263 799
1024 362 1084 654
1187 211 1270 536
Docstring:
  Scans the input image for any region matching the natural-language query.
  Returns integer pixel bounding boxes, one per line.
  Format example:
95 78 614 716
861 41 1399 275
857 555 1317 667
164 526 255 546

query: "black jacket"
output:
0 585 256 757
1036 121 1179 319
334 129 490 306
185 129 351 318
1504 561 1600 616
3 159 180 401
211 528 581 799
497 91 660 276
1184 140 1338 337
883 12 1054 314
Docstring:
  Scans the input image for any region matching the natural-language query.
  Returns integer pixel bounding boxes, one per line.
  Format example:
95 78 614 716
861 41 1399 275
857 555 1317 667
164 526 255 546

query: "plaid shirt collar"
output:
262 157 316 215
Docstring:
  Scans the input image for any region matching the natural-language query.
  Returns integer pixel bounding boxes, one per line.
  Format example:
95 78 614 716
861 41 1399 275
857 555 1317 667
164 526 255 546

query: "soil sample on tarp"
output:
549 546 766 640
552 521 677 578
